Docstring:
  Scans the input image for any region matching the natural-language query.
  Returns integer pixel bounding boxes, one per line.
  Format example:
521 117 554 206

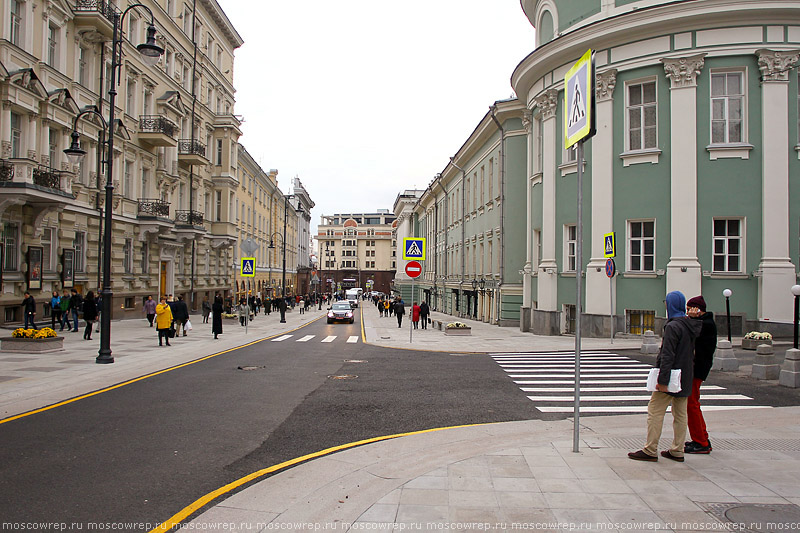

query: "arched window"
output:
538 10 554 46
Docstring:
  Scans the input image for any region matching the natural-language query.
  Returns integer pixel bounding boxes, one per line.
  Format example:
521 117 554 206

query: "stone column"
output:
28 114 39 162
586 69 617 316
662 54 705 299
521 109 533 319
756 49 800 321
535 89 559 312
1 103 11 158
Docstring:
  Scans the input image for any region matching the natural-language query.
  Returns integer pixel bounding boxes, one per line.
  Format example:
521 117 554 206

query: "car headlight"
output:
327 312 334 318
346 312 353 318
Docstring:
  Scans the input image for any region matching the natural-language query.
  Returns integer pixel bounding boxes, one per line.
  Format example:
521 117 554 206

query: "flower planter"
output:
1 336 64 353
742 338 771 350
445 327 472 336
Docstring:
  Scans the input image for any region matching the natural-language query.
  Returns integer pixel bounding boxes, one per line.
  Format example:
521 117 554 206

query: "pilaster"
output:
662 54 705 299
522 108 534 312
535 89 558 311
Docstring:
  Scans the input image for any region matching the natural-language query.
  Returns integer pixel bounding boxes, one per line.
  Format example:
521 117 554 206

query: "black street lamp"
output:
723 288 732 343
792 285 800 350
268 194 302 323
65 5 163 364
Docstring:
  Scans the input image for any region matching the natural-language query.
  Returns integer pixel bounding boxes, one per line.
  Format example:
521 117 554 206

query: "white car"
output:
327 302 354 324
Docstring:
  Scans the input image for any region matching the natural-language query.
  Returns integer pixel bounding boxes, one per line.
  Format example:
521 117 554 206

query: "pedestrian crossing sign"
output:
241 257 255 277
603 232 616 258
403 238 426 261
564 48 596 149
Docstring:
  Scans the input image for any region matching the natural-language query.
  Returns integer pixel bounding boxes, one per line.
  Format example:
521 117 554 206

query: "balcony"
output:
72 0 118 40
138 115 177 147
0 160 13 182
177 139 208 167
137 198 170 220
174 210 204 228
0 160 74 216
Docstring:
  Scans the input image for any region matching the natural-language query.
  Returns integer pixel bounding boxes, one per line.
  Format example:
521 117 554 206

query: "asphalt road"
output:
0 308 534 530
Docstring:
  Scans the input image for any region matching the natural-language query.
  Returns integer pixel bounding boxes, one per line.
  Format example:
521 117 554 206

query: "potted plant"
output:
1 327 64 353
742 331 772 350
445 322 472 336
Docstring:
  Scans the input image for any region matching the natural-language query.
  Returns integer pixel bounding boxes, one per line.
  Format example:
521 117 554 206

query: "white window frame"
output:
563 225 577 272
10 0 23 47
10 112 23 159
74 231 86 272
625 78 658 152
710 68 747 145
123 238 133 274
627 219 656 273
47 23 59 69
3 223 19 271
712 217 744 273
78 46 88 86
42 227 56 272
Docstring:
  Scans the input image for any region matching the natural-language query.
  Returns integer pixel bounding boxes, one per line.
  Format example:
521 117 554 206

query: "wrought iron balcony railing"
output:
0 160 13 182
178 139 207 156
175 210 204 226
33 165 62 190
137 198 170 218
139 115 177 138
73 0 118 23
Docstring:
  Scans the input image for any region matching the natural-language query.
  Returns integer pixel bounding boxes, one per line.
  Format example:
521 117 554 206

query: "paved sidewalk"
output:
0 305 325 420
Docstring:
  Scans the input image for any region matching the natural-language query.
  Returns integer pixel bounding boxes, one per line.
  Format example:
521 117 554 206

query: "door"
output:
160 261 167 298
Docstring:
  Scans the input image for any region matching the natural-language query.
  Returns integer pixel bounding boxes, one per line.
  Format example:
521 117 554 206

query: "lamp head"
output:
792 285 800 297
63 130 87 165
471 279 477 290
479 278 486 290
268 240 275 249
137 24 164 67
723 288 732 298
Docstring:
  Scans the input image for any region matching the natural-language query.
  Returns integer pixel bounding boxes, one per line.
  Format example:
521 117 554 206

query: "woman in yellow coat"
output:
155 296 173 346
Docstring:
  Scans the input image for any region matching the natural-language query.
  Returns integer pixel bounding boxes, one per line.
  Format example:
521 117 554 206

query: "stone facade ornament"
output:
661 54 706 88
756 49 800 82
522 110 532 133
533 89 558 120
595 69 617 102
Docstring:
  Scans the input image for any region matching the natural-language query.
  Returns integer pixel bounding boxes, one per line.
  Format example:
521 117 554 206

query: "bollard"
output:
712 339 739 371
751 343 780 380
779 348 800 388
640 330 659 354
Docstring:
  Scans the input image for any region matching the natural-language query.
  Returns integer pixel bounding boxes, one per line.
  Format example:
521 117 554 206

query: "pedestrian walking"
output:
388 299 395 317
144 295 157 327
95 293 102 333
238 298 249 326
172 295 190 336
378 298 384 317
22 291 36 329
394 298 405 328
685 295 717 454
212 294 223 339
299 297 305 314
81 291 98 340
279 297 287 323
419 301 430 329
156 296 173 346
202 297 211 324
69 289 82 332
264 296 271 315
59 290 72 331
50 291 62 330
411 301 421 329
628 291 701 462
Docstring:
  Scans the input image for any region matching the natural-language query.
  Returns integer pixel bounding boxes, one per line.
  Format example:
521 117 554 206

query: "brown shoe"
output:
628 450 657 461
660 450 684 462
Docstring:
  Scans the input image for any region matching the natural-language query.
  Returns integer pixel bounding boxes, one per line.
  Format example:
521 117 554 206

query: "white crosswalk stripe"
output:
267 334 358 344
321 336 337 343
491 351 769 416
347 336 359 343
271 335 293 342
297 335 315 342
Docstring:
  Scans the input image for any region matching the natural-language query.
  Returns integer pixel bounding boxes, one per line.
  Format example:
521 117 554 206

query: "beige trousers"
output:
644 391 688 457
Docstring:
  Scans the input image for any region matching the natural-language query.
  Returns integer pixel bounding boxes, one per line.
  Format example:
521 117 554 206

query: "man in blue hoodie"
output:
629 290 702 462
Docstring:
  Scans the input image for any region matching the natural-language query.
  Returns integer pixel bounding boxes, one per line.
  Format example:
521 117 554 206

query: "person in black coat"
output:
22 291 36 329
172 295 190 336
394 298 405 328
279 297 288 323
211 294 223 339
685 295 717 454
82 291 98 340
419 301 430 330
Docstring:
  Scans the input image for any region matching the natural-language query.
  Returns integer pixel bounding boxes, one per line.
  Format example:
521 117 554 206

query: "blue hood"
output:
665 291 686 319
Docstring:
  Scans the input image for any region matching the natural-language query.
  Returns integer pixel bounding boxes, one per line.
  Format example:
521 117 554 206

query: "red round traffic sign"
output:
405 260 422 278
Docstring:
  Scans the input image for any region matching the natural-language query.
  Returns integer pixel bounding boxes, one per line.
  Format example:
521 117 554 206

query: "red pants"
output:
687 377 709 446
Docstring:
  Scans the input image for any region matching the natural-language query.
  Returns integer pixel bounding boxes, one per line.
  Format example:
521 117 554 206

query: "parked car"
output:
327 302 355 324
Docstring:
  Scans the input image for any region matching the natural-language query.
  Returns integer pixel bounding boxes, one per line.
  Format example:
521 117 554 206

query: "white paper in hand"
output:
646 368 682 393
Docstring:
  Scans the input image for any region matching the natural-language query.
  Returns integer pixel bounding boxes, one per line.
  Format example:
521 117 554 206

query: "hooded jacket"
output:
693 311 717 381
656 291 702 397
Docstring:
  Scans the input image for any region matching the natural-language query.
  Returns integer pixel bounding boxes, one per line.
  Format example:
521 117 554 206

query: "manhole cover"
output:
344 359 367 363
329 374 358 380
380 336 391 339
237 366 263 371
725 504 800 532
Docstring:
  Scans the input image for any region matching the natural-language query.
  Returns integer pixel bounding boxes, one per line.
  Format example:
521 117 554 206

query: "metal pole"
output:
410 278 414 343
573 140 583 453
794 294 798 350
726 296 732 343
610 275 614 345
280 196 287 322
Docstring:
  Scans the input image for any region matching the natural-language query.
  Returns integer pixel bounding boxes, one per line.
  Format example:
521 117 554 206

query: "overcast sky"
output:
216 1 534 235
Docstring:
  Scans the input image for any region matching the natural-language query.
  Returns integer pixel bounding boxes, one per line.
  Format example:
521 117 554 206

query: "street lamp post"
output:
268 194 301 323
723 288 732 343
792 285 800 350
64 5 163 364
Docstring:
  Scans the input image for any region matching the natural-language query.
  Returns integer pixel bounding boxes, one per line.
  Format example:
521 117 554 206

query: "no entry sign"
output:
405 261 422 278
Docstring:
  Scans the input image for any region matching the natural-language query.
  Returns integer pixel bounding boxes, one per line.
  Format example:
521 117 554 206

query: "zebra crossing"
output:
491 351 771 415
270 334 360 344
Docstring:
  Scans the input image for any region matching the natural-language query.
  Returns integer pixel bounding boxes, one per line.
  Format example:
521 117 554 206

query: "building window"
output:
711 70 745 144
713 218 742 272
3 223 19 271
10 112 22 158
123 239 133 273
627 309 655 335
47 24 59 68
564 225 577 272
563 144 577 164
124 161 133 199
141 242 149 273
10 0 22 47
627 80 657 150
42 227 55 272
48 129 58 168
216 139 223 165
628 220 655 272
74 231 86 272
78 47 88 86
126 78 136 115
183 5 192 34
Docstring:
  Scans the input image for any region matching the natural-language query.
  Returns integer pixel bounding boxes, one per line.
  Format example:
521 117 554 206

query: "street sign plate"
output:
605 258 616 278
603 232 616 258
403 238 426 260
405 260 422 278
241 257 255 277
564 49 596 149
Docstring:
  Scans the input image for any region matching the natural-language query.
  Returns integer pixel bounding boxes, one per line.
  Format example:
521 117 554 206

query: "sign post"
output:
405 260 422 343
604 233 616 345
565 48 596 453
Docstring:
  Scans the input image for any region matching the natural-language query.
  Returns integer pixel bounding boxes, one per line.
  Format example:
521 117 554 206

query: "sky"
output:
215 1 534 235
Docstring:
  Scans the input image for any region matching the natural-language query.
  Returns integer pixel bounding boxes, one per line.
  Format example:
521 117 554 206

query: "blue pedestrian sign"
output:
241 257 255 277
402 238 426 261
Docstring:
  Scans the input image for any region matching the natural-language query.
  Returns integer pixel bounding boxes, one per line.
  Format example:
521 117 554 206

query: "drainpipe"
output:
434 176 447 313
449 157 466 318
490 105 505 325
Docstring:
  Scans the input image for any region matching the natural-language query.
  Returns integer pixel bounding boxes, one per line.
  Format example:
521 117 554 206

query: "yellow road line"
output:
0 315 324 426
150 422 489 532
